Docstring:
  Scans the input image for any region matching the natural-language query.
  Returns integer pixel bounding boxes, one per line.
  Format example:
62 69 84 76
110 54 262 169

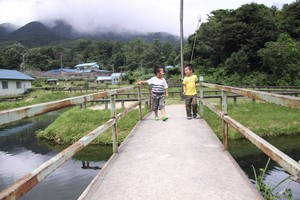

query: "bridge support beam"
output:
138 86 142 120
222 90 228 150
110 94 118 153
199 85 204 118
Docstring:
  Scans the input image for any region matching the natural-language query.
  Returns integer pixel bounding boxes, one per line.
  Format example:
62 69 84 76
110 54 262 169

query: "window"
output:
16 81 22 89
2 81 8 89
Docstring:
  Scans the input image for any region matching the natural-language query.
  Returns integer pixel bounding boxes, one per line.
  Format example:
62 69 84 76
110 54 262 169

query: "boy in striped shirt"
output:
137 66 168 121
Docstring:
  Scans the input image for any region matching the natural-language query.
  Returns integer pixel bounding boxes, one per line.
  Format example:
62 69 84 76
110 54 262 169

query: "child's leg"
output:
160 107 166 116
191 95 198 117
154 109 158 117
158 95 168 121
151 94 159 117
185 96 192 117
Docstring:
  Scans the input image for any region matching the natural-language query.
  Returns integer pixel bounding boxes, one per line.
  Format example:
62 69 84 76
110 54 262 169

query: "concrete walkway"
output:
79 105 262 200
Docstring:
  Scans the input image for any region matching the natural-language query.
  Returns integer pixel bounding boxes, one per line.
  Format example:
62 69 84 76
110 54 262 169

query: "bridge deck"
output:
79 105 262 200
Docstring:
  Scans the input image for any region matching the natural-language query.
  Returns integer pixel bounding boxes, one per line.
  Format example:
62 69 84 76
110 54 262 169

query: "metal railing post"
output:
110 93 118 153
80 102 86 109
138 86 142 120
199 85 204 118
222 90 228 150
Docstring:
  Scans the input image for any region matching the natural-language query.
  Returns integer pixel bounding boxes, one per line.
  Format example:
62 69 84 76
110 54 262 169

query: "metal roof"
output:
44 68 77 74
96 76 112 81
74 62 99 68
0 69 35 81
111 73 123 77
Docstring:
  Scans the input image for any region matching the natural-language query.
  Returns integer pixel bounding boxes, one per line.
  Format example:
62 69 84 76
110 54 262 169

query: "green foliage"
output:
258 33 300 86
251 158 293 199
0 43 25 70
124 67 153 84
281 1 300 39
0 38 178 73
186 2 300 86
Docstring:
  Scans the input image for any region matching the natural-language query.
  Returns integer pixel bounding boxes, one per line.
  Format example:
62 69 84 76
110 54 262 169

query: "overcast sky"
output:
0 0 296 36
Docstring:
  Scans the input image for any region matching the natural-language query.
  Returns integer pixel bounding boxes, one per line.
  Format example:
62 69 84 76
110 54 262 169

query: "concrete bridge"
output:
79 104 261 200
0 83 299 200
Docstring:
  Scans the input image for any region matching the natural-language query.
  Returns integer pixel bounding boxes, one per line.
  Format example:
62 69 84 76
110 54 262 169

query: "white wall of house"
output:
0 80 32 96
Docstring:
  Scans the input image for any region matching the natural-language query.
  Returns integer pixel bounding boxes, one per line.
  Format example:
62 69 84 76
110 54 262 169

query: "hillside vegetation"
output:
0 1 300 86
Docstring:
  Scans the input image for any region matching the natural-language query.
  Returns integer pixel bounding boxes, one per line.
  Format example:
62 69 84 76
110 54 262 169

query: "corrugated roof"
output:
0 69 35 80
75 62 99 68
45 68 76 74
111 73 123 77
96 76 112 81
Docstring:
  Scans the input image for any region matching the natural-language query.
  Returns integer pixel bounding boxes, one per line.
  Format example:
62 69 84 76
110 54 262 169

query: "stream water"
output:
0 110 112 200
0 110 299 199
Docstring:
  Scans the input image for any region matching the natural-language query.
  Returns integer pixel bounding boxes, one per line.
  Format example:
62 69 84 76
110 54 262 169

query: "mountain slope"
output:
0 20 180 47
0 23 19 38
7 21 65 46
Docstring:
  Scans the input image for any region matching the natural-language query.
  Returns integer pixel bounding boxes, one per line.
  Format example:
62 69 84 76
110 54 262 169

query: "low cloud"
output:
0 0 295 36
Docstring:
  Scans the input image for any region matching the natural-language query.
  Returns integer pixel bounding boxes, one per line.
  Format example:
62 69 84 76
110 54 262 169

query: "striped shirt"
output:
147 77 168 94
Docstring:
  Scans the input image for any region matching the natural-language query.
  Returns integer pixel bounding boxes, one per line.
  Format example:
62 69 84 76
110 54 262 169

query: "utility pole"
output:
180 0 184 80
20 53 25 71
190 15 202 62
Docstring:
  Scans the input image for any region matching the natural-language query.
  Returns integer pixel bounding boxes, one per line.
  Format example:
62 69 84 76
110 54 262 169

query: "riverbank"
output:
37 106 149 145
203 101 300 139
0 90 97 111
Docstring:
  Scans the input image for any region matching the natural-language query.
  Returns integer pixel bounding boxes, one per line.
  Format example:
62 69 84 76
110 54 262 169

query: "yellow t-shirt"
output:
182 75 198 95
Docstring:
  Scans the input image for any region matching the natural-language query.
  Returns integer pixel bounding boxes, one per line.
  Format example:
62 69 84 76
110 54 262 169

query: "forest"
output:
0 1 299 86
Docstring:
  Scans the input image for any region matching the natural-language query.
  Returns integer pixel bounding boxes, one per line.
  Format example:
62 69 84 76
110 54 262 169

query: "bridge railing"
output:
0 85 146 200
198 82 300 180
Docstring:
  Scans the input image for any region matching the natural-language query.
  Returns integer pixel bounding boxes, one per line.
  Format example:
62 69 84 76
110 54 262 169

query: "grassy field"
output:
0 90 98 111
37 106 149 145
202 100 300 139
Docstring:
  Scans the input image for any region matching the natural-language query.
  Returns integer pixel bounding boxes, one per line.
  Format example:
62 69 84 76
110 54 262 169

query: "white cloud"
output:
0 0 296 36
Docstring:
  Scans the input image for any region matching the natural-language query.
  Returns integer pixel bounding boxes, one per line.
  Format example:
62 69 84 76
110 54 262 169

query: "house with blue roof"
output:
0 69 35 96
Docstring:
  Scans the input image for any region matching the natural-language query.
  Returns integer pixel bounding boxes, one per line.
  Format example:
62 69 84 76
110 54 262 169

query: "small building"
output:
0 69 35 96
46 78 59 85
96 76 112 84
111 73 124 84
74 62 100 70
96 73 124 85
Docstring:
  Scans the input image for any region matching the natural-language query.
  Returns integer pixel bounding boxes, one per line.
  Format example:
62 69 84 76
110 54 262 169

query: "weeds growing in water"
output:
251 158 293 200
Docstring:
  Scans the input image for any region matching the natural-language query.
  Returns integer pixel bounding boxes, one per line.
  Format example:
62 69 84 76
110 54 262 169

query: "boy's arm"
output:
183 84 186 95
165 88 168 97
195 76 200 86
136 80 148 85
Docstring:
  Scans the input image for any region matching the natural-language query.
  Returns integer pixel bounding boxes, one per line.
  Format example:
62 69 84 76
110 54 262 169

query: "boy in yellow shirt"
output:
182 64 199 120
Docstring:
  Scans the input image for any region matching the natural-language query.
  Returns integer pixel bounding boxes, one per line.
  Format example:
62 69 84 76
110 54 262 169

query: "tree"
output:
258 33 300 85
1 43 26 70
281 0 300 39
225 50 250 74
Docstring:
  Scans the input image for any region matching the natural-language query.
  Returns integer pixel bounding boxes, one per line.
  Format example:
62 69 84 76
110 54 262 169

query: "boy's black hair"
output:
153 66 163 75
185 64 194 72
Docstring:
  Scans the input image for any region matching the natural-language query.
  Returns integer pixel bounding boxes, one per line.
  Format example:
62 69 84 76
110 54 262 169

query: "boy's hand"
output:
195 83 200 87
183 91 186 95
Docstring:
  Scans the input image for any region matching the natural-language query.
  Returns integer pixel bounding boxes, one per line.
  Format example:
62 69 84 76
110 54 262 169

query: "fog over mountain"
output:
0 20 180 47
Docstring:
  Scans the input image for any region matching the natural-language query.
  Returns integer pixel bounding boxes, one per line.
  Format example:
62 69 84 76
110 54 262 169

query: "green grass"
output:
0 90 99 111
203 101 300 139
37 106 149 145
